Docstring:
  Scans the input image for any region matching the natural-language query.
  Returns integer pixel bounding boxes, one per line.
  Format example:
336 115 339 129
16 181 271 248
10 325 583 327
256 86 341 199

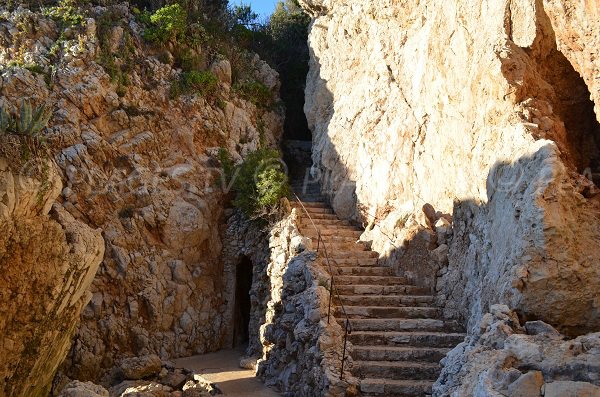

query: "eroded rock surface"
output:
299 0 600 335
0 160 104 397
0 2 283 389
433 305 600 397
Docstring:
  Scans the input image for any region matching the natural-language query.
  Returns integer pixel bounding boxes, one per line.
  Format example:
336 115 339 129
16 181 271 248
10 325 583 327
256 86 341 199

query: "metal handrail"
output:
293 193 352 380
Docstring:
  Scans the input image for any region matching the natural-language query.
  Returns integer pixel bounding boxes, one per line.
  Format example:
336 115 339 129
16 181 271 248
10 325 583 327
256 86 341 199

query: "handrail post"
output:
327 274 333 324
340 319 349 380
317 232 321 253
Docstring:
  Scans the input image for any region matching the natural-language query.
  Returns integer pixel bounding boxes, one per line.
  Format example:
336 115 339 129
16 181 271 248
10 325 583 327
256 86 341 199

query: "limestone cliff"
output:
0 160 104 397
299 0 600 336
0 2 283 390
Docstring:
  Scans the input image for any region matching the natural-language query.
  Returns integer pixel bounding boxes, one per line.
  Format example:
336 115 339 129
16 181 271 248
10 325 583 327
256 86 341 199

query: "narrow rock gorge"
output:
0 0 599 396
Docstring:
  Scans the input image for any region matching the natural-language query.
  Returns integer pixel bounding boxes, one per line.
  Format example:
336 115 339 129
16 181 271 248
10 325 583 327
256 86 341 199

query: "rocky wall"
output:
0 160 104 397
433 304 600 397
299 0 600 335
0 3 283 388
223 207 355 396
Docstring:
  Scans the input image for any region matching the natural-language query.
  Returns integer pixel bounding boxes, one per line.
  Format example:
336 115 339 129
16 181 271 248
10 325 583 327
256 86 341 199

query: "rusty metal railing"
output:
292 193 352 380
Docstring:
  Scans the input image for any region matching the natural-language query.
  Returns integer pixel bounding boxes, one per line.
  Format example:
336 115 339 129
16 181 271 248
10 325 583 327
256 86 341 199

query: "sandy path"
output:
174 349 280 397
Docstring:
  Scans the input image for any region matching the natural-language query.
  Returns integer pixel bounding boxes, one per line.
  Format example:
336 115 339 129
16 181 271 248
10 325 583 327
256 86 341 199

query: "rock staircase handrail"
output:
292 193 352 380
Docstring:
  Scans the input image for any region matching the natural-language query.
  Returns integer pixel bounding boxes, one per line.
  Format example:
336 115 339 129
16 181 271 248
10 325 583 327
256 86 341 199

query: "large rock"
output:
58 381 109 397
120 355 162 380
300 0 600 335
0 161 104 397
433 305 600 396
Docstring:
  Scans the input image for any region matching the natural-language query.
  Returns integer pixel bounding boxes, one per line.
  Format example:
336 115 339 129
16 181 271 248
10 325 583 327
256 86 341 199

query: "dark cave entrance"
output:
233 256 253 347
540 49 600 184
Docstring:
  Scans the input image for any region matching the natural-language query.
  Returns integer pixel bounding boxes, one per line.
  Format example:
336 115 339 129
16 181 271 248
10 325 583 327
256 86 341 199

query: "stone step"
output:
352 345 450 363
339 294 435 306
301 232 363 242
313 242 368 252
353 360 441 381
349 331 466 348
337 284 429 295
341 318 460 332
335 275 408 286
300 212 340 220
293 201 327 208
335 266 392 276
336 306 441 319
300 219 351 227
302 207 333 214
360 378 434 397
321 257 379 267
326 250 379 259
302 228 362 237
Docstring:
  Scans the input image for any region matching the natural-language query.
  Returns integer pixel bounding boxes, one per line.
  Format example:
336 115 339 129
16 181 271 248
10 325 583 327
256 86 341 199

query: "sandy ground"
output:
174 349 280 397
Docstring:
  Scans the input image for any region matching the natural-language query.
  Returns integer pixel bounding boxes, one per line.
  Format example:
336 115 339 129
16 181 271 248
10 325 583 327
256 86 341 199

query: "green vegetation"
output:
96 10 136 97
261 0 311 138
219 147 290 218
170 70 219 99
0 100 52 137
141 4 186 44
234 79 273 107
42 0 85 28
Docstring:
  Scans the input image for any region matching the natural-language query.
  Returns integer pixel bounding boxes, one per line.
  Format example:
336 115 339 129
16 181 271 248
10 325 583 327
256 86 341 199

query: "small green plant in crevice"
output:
170 70 219 99
233 79 273 107
23 63 45 75
118 206 134 219
0 100 52 137
318 276 330 288
96 10 136 97
217 147 235 183
218 147 290 218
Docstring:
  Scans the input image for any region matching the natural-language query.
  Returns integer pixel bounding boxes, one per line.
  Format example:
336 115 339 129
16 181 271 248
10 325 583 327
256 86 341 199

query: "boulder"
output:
120 355 162 380
58 381 109 397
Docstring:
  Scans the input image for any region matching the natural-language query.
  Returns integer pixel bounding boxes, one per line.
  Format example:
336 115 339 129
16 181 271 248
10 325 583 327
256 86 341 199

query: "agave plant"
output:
15 99 53 137
0 106 12 134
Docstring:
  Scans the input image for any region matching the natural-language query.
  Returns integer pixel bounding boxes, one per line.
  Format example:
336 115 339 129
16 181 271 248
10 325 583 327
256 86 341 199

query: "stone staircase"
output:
290 182 465 397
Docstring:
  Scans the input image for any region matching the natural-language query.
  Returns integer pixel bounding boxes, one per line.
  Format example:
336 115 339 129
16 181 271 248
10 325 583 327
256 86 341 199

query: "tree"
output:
265 0 311 140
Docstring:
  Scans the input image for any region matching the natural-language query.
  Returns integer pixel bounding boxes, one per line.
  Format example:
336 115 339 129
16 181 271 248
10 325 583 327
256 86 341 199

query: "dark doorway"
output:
233 256 253 347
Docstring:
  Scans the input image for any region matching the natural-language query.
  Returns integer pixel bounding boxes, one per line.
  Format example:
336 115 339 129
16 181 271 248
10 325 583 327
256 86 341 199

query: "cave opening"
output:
233 256 253 347
540 49 600 183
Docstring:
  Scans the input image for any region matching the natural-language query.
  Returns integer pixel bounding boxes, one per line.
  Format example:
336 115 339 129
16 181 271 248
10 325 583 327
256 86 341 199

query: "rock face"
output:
299 0 600 335
0 160 104 397
0 3 283 388
433 305 600 397
222 206 352 396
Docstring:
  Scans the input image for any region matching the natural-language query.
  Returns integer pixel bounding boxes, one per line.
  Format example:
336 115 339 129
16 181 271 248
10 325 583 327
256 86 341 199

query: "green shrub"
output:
171 70 219 99
233 79 272 107
142 4 186 44
219 148 290 217
43 0 85 28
